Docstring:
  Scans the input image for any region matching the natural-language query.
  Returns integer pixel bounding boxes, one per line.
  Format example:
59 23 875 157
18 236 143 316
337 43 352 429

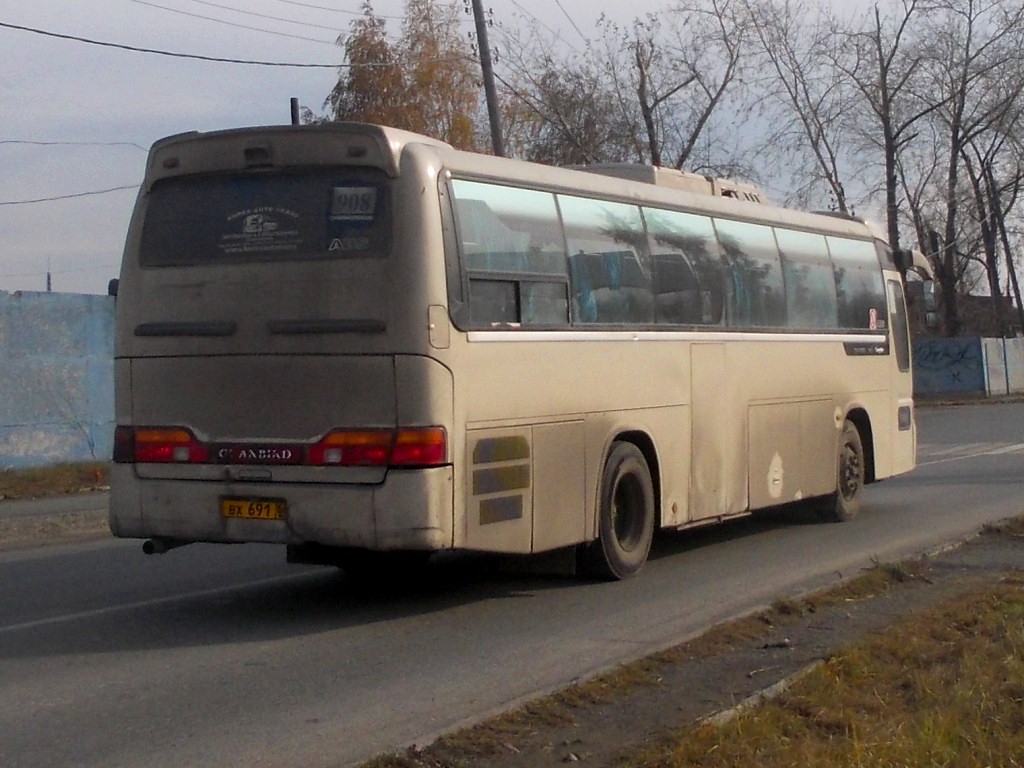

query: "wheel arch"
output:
610 430 663 526
844 407 876 484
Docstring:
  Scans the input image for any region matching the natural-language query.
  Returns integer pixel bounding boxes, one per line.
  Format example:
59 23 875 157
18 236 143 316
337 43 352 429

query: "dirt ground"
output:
371 525 1024 768
0 508 109 551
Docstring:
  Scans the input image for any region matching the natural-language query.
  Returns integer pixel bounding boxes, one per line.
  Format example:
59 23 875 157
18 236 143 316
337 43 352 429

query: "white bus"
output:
110 122 921 579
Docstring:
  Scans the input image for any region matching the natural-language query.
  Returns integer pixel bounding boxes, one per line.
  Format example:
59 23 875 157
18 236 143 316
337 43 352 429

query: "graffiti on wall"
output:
912 337 986 396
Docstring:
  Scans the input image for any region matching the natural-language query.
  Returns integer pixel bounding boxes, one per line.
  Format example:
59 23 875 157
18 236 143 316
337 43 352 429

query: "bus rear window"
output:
139 171 391 266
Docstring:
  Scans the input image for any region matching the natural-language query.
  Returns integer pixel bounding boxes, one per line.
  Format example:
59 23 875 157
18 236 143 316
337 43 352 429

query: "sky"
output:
0 0 663 295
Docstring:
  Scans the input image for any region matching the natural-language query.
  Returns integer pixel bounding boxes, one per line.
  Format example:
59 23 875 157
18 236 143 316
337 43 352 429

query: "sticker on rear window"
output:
331 187 377 221
219 207 303 255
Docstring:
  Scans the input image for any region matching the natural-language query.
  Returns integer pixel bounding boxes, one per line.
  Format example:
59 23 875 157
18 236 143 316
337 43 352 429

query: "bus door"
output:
690 343 747 519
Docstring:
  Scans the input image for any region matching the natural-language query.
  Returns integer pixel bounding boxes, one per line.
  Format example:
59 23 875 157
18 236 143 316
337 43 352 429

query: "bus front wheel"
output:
582 441 655 580
819 419 864 523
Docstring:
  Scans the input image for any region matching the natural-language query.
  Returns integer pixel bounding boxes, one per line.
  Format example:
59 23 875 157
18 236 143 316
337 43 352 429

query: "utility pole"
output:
469 0 505 157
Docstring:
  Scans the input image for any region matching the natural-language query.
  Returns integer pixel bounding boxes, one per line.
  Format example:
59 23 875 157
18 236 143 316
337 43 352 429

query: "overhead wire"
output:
552 0 588 44
129 0 338 45
271 0 459 22
0 185 139 206
0 20 341 66
503 0 584 56
0 19 470 68
175 0 344 31
0 140 148 151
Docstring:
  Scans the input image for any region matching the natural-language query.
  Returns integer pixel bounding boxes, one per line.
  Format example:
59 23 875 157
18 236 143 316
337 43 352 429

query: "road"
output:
2 402 1023 768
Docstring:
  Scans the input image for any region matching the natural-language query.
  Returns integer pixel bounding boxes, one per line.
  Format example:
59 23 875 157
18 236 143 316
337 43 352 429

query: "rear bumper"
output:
109 464 454 551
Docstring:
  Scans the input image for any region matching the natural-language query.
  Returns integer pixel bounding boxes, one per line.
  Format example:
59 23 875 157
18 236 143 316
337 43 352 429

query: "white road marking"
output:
0 571 319 635
917 442 1024 467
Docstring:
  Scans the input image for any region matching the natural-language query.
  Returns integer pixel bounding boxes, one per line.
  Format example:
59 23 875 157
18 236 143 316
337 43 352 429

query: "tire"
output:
581 441 656 580
818 419 865 523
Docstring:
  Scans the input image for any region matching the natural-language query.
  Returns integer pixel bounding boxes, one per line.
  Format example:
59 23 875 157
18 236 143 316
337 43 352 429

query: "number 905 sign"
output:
331 187 377 221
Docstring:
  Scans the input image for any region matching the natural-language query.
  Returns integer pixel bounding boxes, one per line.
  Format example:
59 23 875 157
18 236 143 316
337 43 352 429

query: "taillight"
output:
309 428 447 467
308 430 392 466
113 425 447 467
391 427 447 466
113 426 209 464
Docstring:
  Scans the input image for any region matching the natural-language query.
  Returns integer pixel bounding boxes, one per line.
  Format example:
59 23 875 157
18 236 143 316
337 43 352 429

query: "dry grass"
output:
0 462 110 500
360 557 944 768
629 573 1024 768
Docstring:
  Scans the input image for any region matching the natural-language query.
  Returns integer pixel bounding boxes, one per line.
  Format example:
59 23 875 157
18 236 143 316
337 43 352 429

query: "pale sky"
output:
2 0 876 295
0 0 657 294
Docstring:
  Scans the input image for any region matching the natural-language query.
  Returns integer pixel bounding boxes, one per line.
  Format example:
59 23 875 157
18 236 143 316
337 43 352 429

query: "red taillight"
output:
113 425 447 467
115 426 209 464
308 430 392 466
391 427 447 466
308 428 447 467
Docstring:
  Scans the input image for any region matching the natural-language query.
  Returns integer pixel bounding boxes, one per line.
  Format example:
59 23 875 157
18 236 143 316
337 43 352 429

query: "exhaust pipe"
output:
142 537 190 555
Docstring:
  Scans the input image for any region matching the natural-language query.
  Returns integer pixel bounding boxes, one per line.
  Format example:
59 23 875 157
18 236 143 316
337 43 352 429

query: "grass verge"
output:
632 573 1024 767
0 462 110 501
361 524 1023 768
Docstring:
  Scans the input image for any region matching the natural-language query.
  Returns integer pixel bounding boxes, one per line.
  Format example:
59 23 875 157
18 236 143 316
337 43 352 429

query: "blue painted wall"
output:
0 291 115 469
912 337 986 396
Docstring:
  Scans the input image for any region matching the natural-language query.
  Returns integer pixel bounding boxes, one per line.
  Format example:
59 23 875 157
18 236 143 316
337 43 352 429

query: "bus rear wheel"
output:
581 441 655 580
818 419 864 523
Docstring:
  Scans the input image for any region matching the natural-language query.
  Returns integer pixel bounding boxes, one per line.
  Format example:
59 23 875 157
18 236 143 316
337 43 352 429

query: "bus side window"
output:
644 208 725 326
450 179 569 328
559 195 652 325
888 279 911 371
775 228 838 329
828 237 887 330
468 279 518 325
713 219 786 328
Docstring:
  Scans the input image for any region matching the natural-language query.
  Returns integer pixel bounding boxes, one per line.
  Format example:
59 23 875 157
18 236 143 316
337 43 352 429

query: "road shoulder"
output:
369 523 1024 768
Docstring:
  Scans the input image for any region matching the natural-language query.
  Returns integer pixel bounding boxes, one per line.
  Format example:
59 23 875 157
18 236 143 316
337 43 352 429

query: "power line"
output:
0 185 138 206
503 0 584 56
0 140 148 151
0 20 468 69
271 0 458 22
178 0 344 31
0 20 341 67
552 0 588 44
130 0 338 45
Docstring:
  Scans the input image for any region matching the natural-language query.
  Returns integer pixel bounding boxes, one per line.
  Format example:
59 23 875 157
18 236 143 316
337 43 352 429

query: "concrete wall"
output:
911 337 986 397
0 291 115 469
913 336 1024 398
981 337 1024 396
1007 338 1024 394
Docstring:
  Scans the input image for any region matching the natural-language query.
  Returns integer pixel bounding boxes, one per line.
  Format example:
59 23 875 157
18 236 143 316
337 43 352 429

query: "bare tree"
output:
601 1 752 171
744 0 857 212
915 0 1024 334
498 1 753 173
497 29 639 165
832 0 950 252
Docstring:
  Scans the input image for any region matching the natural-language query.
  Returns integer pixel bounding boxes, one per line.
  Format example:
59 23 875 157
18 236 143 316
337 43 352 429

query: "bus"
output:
110 122 924 580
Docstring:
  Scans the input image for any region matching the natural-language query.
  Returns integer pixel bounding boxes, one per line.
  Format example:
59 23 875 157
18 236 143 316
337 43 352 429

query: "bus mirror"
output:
923 279 936 313
108 278 119 298
894 248 910 273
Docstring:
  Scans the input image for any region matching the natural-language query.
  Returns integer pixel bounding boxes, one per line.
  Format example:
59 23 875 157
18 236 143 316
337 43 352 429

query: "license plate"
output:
220 497 287 521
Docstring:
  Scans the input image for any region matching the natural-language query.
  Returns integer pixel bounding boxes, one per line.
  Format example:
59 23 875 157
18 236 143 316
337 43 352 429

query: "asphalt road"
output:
1 402 1022 768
